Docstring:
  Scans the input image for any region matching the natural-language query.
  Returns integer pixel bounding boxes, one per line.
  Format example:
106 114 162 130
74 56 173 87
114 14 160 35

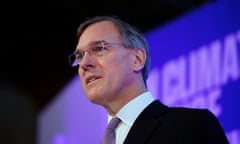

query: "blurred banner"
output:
146 0 240 143
38 0 240 143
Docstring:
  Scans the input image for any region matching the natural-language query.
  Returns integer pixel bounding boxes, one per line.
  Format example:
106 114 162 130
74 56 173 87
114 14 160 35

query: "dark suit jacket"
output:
123 100 229 144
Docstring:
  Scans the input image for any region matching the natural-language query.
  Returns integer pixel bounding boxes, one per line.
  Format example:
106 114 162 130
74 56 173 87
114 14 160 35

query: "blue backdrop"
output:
146 0 240 143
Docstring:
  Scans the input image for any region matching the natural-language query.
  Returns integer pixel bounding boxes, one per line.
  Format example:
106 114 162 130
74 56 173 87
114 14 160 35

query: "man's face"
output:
76 21 135 106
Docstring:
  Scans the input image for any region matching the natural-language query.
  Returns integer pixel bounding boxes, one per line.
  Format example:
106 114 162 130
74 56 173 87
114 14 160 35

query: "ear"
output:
130 49 146 72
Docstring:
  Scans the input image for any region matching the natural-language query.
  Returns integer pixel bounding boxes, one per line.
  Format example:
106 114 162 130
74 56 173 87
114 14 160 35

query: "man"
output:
69 15 229 144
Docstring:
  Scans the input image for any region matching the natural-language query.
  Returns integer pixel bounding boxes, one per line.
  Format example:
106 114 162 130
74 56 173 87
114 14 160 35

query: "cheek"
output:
100 52 133 82
107 56 132 78
78 71 83 82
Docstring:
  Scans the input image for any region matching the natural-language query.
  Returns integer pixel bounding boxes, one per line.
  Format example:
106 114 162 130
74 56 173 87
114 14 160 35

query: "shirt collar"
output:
108 91 155 126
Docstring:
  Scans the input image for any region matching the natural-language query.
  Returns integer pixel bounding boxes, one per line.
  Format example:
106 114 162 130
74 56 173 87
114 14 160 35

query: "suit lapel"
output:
123 100 168 144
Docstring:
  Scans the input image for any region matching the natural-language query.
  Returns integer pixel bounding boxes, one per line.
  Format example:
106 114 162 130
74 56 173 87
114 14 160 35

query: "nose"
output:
79 52 95 70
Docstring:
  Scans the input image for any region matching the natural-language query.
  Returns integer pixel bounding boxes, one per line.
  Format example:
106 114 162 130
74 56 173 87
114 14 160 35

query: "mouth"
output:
86 76 101 85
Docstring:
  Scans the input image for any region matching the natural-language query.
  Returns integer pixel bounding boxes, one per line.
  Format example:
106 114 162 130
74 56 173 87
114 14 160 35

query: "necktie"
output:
101 117 121 144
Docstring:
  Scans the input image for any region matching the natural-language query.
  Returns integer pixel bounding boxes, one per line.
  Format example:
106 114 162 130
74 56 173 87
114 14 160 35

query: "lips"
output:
85 75 101 85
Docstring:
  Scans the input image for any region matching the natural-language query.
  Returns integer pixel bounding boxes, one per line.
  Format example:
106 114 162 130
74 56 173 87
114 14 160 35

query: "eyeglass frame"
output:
69 40 125 67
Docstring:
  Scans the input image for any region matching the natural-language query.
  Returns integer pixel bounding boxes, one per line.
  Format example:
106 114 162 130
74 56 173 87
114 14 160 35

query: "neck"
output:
105 82 147 116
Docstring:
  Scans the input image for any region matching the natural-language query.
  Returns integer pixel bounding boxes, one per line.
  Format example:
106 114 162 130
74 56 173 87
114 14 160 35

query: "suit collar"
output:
123 100 168 144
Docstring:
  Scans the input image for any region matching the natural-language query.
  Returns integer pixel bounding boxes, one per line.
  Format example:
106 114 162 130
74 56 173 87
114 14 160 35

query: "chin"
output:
88 94 102 104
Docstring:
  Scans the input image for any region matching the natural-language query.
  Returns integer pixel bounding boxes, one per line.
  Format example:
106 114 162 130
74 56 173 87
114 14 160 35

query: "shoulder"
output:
168 106 212 115
163 106 225 134
144 101 228 143
164 107 228 143
167 107 216 119
163 106 218 123
149 100 215 119
146 100 219 124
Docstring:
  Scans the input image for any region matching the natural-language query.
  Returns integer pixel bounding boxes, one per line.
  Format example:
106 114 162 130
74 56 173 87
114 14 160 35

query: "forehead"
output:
77 21 121 48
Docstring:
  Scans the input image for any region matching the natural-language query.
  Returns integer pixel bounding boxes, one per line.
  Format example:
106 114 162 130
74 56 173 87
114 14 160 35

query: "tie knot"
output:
107 117 121 129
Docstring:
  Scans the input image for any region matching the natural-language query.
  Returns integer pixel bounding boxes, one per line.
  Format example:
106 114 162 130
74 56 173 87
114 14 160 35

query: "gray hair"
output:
76 15 151 86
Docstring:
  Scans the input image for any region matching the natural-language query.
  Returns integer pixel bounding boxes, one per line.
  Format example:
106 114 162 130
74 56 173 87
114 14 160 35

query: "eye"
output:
92 45 108 56
94 46 106 52
75 51 85 61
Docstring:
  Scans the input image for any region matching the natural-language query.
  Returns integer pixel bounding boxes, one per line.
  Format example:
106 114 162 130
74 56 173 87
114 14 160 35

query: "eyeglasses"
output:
69 40 124 67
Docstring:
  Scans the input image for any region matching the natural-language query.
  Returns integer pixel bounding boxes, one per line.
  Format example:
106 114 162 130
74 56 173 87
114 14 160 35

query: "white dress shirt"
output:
107 91 155 144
